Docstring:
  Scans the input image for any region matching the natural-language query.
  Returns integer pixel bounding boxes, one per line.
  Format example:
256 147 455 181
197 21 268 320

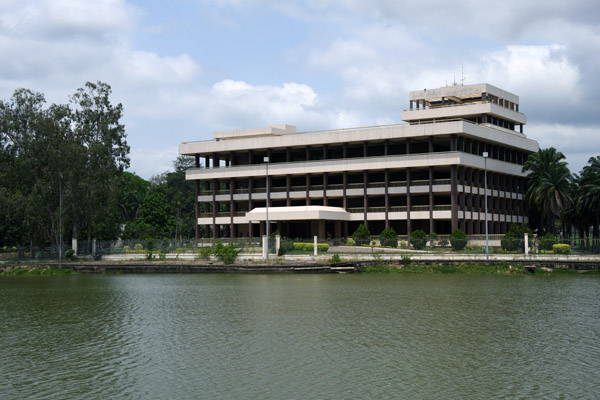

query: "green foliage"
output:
539 233 558 251
450 229 468 251
501 224 533 252
523 147 572 234
213 241 240 264
197 246 212 260
146 238 155 260
379 227 398 247
291 242 329 253
352 224 371 246
330 253 341 263
65 249 75 260
279 241 294 255
439 239 449 248
553 243 571 254
402 255 412 266
410 229 427 250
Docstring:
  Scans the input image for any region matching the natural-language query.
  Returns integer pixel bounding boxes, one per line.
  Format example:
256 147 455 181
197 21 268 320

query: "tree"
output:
523 148 572 234
575 156 600 247
68 81 130 245
352 224 371 246
501 223 533 252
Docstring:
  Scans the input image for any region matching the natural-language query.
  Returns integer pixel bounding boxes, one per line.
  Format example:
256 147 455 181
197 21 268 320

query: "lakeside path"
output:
3 250 600 273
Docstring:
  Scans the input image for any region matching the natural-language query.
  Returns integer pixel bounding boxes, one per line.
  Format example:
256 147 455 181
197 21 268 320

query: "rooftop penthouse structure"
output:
179 83 539 240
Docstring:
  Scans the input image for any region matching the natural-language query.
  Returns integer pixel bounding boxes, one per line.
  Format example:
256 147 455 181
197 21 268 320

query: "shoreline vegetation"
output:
1 262 598 276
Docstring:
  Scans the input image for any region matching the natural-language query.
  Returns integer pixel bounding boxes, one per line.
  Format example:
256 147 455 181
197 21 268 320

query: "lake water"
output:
1 273 599 399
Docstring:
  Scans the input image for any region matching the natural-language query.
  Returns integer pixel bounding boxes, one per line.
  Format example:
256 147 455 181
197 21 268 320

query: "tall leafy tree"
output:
68 81 130 244
522 147 572 234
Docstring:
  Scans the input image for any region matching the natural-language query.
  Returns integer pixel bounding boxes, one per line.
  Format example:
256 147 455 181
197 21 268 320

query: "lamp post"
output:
264 156 269 261
483 151 489 262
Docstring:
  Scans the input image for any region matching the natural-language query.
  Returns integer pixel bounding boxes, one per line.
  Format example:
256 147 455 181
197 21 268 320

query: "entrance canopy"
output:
246 206 350 222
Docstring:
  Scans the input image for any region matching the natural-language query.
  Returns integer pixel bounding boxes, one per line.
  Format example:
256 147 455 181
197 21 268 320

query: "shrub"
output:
134 243 143 252
439 239 449 248
65 249 75 260
428 232 438 248
197 246 212 260
450 229 468 251
213 241 240 264
501 224 533 252
539 233 558 251
399 240 408 249
279 241 294 255
410 230 427 250
553 244 571 254
330 253 341 263
379 227 398 247
352 224 371 246
292 242 329 253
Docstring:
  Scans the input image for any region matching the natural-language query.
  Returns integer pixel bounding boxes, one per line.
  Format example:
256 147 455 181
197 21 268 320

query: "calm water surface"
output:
1 273 599 399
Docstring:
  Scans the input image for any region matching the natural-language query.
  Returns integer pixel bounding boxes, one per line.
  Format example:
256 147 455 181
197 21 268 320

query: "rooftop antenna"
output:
460 66 466 86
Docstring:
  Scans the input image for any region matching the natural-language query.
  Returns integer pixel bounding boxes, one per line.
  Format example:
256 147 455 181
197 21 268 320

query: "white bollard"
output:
276 235 281 255
524 233 529 255
314 235 318 256
262 235 268 260
72 238 78 255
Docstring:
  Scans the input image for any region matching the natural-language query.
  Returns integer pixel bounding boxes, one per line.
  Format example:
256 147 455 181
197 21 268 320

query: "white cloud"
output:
526 123 600 173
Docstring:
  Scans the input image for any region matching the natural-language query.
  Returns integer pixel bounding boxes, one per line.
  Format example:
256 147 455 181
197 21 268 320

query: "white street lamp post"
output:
264 156 269 261
483 151 489 262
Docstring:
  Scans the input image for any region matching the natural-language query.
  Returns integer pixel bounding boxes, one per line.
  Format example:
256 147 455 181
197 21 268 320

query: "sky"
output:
1 0 599 179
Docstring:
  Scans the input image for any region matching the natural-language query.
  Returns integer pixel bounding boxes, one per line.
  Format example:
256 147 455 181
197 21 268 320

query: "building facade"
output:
179 83 539 239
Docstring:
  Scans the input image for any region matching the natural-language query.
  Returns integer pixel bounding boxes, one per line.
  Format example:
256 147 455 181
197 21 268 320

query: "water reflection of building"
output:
179 83 539 239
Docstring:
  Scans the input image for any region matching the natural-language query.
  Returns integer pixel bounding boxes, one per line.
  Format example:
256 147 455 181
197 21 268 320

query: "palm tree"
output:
522 148 572 234
575 156 600 248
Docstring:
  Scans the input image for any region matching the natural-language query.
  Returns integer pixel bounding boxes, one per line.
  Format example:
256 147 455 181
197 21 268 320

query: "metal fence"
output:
2 235 600 263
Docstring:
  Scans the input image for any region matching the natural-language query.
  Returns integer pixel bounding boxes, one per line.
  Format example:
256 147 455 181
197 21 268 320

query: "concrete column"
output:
406 138 411 155
286 147 291 162
323 144 328 160
343 171 348 209
306 146 310 161
363 142 368 157
306 174 311 206
195 181 200 240
275 235 281 255
524 233 529 255
451 165 458 232
385 169 390 228
230 178 235 239
314 236 318 256
363 170 368 225
286 175 291 206
323 172 328 206
428 136 434 153
429 166 434 234
213 154 220 168
384 140 389 156
406 168 412 234
204 156 210 168
212 179 217 239
248 150 253 165
343 143 347 159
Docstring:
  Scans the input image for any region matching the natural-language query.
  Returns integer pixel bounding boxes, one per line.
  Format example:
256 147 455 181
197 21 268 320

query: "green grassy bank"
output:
0 266 77 276
359 263 600 275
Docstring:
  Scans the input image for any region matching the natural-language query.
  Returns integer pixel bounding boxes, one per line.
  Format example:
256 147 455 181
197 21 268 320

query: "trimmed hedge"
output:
294 242 329 253
410 230 427 250
379 227 398 247
553 244 571 254
282 242 330 253
352 224 371 246
450 229 468 251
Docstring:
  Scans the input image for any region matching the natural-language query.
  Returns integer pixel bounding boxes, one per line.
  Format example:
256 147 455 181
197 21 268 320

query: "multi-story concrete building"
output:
179 83 539 240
